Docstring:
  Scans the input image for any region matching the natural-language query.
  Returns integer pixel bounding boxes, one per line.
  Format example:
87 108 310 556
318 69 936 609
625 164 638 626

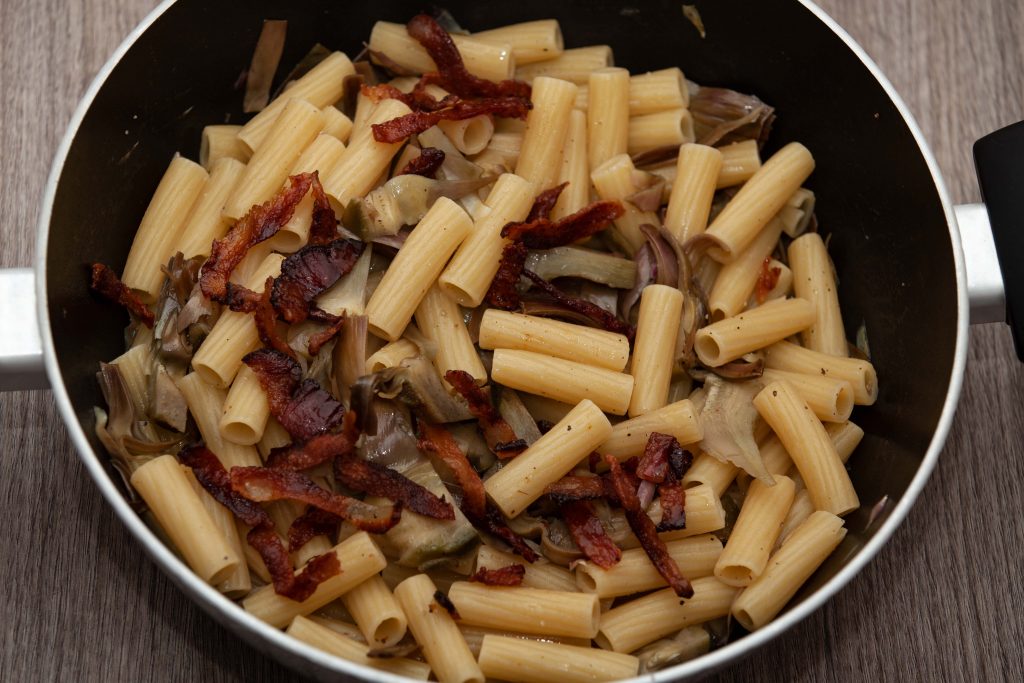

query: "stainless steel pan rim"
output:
34 0 969 679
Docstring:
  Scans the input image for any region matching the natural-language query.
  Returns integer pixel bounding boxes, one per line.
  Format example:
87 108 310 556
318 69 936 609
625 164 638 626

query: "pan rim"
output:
33 0 969 680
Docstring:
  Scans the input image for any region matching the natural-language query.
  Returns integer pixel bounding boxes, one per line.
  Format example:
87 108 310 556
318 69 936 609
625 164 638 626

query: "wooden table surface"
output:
2 0 1023 680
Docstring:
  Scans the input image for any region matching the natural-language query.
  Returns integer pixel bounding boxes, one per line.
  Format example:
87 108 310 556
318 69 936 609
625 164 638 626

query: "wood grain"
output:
2 0 1022 680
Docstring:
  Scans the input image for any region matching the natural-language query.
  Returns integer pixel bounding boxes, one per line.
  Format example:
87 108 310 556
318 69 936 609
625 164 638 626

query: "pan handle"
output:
0 268 49 391
973 120 1024 359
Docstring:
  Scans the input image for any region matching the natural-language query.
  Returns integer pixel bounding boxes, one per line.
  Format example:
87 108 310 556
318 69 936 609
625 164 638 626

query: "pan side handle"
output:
0 269 49 390
973 120 1024 359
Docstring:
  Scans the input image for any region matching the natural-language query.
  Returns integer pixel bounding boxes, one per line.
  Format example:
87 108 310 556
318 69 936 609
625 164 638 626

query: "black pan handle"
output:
973 121 1024 359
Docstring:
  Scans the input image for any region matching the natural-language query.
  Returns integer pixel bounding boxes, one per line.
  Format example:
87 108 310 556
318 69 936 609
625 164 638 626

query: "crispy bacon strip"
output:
503 200 623 249
406 14 531 99
244 349 346 441
418 422 538 561
486 241 529 310
444 370 525 458
637 432 680 484
90 263 154 327
334 453 455 520
470 564 525 586
200 172 319 303
307 314 347 356
253 277 296 358
561 500 621 569
604 454 692 598
308 173 339 245
527 183 567 222
417 421 487 517
432 590 460 619
372 97 530 143
267 412 358 471
464 501 539 563
657 476 687 532
179 445 340 601
755 256 783 304
271 239 365 324
545 475 609 504
287 507 341 552
248 525 341 601
523 270 636 341
399 146 446 178
230 466 401 533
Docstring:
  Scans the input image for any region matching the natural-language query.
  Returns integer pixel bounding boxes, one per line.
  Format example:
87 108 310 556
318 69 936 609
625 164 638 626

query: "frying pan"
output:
0 0 1020 679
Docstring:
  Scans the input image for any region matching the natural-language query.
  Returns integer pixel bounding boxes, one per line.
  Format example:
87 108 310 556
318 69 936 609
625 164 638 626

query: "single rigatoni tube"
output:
709 216 784 320
238 51 354 151
394 574 484 683
286 616 430 679
439 115 495 156
369 21 513 82
191 254 284 387
600 399 702 460
244 532 387 628
765 340 877 405
448 582 600 639
753 380 859 515
683 452 739 498
788 232 848 357
516 77 578 190
732 511 847 630
655 483 727 540
576 534 723 598
747 258 793 307
322 98 413 214
177 157 246 259
760 368 854 423
439 173 535 307
473 20 564 64
515 46 613 84
479 635 638 683
596 576 738 653
552 109 589 219
200 125 251 169
704 142 815 262
341 575 408 647
491 349 634 416
591 153 656 253
218 365 269 446
714 476 796 587
717 139 762 188
415 284 487 386
479 309 630 371
485 399 613 517
475 545 577 593
663 143 722 244
630 67 688 113
130 455 239 585
587 67 630 171
366 339 419 374
629 285 684 417
320 105 353 142
473 130 522 171
182 467 251 597
627 108 694 156
365 197 473 341
223 99 325 220
760 419 863 477
694 297 816 367
775 488 816 549
176 372 262 469
779 187 816 238
121 156 208 301
269 133 347 253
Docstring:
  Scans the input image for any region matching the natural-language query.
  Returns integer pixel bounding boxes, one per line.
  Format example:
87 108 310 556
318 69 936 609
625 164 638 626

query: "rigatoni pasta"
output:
90 13 882 682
